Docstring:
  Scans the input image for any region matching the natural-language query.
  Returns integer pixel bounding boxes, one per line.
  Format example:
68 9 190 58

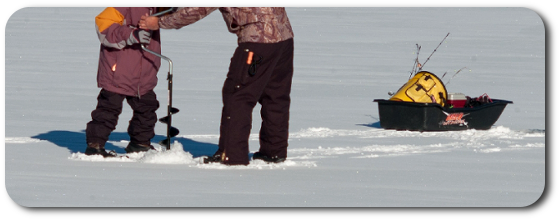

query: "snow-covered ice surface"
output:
4 6 546 209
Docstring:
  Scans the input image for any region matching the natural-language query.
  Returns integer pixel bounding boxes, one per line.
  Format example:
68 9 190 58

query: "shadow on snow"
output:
31 130 218 158
356 121 382 128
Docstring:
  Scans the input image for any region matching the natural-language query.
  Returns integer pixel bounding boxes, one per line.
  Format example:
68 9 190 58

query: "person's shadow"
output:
31 130 218 158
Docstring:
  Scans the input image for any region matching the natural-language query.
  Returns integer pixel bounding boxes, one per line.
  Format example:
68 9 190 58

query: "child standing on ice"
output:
85 7 161 157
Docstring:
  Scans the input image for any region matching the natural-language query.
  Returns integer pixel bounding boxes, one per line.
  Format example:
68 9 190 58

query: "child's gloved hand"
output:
128 29 152 45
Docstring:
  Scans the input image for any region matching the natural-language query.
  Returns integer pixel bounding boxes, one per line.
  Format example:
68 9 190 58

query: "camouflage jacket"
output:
159 7 294 43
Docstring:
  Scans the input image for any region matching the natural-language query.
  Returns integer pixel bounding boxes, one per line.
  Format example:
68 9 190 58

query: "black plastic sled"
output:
373 99 513 131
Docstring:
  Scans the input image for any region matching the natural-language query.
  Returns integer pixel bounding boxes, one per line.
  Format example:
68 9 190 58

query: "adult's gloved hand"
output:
128 29 151 45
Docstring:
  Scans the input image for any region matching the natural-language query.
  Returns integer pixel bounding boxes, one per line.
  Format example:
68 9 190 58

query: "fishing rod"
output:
419 32 450 71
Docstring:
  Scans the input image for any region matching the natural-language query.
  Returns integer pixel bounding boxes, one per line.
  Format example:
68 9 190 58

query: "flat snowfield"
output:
4 7 545 210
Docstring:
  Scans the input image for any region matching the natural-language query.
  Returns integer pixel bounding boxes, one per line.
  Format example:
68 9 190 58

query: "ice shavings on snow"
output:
68 141 197 164
139 142 196 165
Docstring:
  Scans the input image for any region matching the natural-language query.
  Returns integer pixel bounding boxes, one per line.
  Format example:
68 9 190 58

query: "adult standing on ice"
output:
85 7 161 157
140 7 294 165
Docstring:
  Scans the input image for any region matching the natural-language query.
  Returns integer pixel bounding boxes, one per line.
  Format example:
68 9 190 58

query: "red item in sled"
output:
446 93 467 108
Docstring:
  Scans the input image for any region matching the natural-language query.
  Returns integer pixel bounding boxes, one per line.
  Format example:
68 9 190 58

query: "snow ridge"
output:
4 137 43 144
8 126 543 169
286 126 545 159
289 126 545 139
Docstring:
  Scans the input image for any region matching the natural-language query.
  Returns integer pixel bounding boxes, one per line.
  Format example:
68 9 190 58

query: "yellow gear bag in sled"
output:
389 71 448 106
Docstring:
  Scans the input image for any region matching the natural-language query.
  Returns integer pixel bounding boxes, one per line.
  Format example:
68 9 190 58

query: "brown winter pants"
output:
86 89 160 147
218 38 294 165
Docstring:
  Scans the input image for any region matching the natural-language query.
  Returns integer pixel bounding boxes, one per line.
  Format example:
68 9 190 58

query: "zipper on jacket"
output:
137 46 142 99
137 7 155 99
137 60 142 98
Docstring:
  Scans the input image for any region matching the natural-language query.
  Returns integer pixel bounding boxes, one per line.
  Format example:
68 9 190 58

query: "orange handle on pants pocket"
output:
246 51 254 65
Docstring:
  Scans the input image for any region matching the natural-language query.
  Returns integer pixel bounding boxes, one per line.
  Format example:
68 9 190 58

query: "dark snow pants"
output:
218 38 294 165
86 89 159 147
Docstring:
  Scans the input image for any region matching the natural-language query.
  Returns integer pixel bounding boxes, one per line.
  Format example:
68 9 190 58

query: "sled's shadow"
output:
357 121 382 128
357 115 382 128
31 130 218 157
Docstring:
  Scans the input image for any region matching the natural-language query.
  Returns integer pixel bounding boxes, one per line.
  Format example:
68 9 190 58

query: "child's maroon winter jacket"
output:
95 7 161 97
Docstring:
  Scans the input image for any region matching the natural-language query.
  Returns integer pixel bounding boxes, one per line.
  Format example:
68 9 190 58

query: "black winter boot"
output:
85 143 117 158
252 152 286 163
125 142 155 153
203 154 223 164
